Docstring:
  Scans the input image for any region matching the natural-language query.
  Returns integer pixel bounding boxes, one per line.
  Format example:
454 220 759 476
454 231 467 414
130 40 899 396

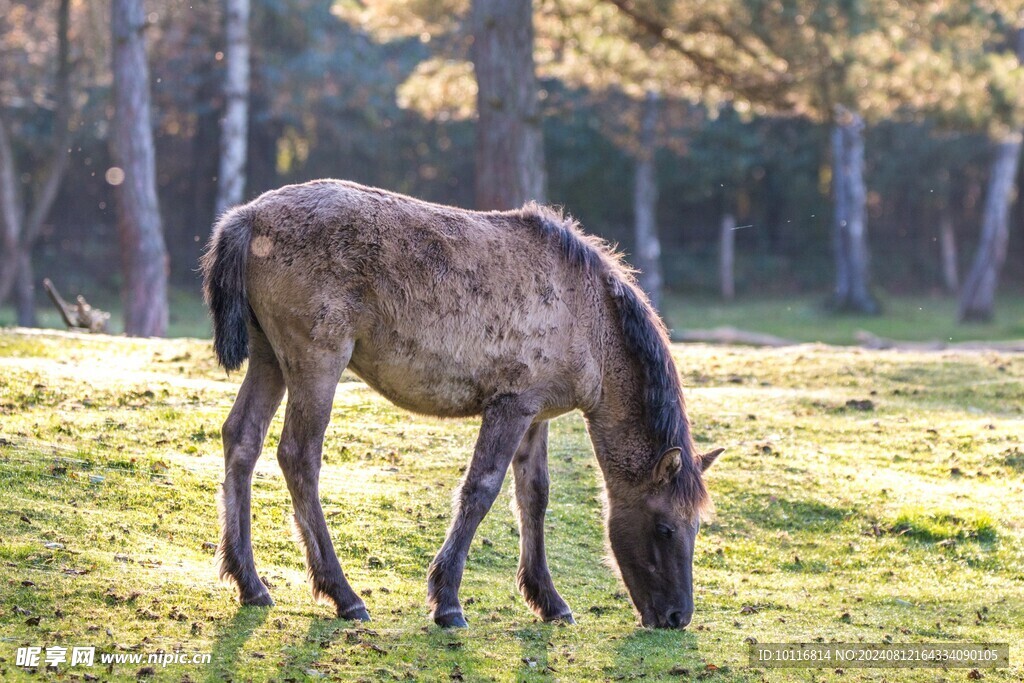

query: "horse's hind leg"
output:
512 421 574 623
218 328 285 606
276 340 369 621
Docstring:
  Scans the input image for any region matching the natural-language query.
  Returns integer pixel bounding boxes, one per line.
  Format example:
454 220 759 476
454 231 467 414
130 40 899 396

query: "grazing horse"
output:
201 179 722 629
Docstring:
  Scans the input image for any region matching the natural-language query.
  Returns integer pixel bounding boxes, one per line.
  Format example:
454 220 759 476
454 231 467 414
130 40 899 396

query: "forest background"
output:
2 0 1024 339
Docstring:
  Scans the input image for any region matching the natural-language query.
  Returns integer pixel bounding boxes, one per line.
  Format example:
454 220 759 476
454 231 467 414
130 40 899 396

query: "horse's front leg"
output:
428 395 535 627
512 421 574 623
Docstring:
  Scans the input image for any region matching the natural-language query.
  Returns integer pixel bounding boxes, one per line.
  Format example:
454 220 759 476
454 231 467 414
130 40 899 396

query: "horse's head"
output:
605 446 723 629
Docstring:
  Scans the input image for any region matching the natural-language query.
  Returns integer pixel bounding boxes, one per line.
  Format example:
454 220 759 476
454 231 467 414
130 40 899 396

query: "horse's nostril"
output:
663 609 691 629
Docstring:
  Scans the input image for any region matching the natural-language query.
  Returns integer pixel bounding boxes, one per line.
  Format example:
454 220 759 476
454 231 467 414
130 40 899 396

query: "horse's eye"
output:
655 523 674 539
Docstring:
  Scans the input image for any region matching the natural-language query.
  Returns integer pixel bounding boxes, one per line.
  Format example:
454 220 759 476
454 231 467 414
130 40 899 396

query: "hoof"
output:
546 612 575 625
240 591 274 608
339 606 372 622
434 611 468 628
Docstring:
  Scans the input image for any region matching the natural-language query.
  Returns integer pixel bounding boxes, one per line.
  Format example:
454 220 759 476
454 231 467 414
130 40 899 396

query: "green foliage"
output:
603 0 1024 130
5 0 1024 314
1 331 1023 681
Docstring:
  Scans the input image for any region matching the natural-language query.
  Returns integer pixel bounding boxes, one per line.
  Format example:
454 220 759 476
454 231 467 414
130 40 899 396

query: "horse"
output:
201 179 722 629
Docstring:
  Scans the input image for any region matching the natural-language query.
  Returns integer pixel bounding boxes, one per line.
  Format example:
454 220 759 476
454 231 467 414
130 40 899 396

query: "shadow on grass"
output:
513 622 557 676
613 627 703 678
418 625 505 681
277 615 352 679
206 605 271 682
720 493 858 534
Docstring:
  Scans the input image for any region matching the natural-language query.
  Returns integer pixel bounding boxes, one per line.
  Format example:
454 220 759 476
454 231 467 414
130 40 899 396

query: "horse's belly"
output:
345 298 591 418
347 346 499 417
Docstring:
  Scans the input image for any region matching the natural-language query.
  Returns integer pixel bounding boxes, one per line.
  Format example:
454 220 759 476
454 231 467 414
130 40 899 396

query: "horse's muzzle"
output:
665 608 691 629
640 607 692 629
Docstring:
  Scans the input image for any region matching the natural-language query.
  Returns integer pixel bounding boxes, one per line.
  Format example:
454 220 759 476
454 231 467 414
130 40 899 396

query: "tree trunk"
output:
958 29 1024 323
0 116 24 305
830 107 879 314
939 213 958 294
720 213 736 301
112 0 169 337
470 0 545 209
215 0 251 216
0 0 71 318
958 135 1023 322
633 90 663 312
0 129 40 326
15 250 36 326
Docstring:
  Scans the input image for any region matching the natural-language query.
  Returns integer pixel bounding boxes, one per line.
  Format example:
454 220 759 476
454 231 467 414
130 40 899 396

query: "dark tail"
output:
200 207 256 371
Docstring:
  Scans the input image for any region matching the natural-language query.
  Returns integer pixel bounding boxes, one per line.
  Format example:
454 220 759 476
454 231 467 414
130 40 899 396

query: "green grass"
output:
0 330 1022 681
663 293 1024 345
891 507 999 543
6 289 1024 344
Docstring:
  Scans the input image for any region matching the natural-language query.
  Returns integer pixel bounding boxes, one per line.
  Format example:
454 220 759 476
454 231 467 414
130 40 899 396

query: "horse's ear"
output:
653 447 683 484
699 447 724 472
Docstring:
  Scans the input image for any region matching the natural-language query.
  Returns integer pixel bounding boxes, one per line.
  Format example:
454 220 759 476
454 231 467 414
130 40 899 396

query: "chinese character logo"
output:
16 647 42 668
71 646 95 666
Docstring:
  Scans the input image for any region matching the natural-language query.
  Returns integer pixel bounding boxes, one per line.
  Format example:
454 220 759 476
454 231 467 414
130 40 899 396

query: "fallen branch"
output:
43 278 111 333
854 330 1024 353
670 326 796 347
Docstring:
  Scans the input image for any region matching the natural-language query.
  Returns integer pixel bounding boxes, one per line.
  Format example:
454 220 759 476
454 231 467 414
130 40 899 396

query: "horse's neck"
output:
584 330 655 485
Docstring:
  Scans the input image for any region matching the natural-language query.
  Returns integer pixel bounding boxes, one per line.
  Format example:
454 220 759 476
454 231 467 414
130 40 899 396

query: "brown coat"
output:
241 180 605 420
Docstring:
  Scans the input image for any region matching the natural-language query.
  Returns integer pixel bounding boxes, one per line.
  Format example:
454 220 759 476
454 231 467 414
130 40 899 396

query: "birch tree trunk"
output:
0 116 26 312
830 107 879 314
720 214 736 301
470 0 545 209
215 0 251 216
958 135 1023 321
14 251 35 326
956 26 1024 322
939 213 958 294
633 90 663 312
112 0 169 337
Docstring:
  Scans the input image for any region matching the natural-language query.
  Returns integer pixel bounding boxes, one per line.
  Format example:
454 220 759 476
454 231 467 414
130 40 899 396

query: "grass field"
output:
663 293 1024 346
0 329 1022 682
5 289 1024 344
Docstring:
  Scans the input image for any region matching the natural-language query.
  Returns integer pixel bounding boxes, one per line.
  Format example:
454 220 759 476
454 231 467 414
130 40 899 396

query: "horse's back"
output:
243 180 603 418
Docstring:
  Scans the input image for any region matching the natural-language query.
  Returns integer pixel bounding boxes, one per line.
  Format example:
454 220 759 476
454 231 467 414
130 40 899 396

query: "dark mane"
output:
515 203 707 508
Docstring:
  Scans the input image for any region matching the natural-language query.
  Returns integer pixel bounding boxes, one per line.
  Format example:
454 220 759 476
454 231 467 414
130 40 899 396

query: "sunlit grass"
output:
0 330 1022 681
664 292 1024 344
891 507 998 543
